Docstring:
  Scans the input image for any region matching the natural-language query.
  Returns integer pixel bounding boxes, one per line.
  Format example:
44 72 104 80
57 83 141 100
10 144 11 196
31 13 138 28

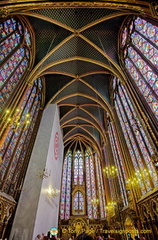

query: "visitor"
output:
107 235 115 239
76 233 94 240
36 233 47 240
43 237 49 240
134 236 140 240
96 235 103 240
51 236 57 240
41 233 45 240
37 234 42 240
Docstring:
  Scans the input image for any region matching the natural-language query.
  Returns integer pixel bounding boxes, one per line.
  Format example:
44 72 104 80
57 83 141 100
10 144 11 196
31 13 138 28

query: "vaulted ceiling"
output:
2 1 151 156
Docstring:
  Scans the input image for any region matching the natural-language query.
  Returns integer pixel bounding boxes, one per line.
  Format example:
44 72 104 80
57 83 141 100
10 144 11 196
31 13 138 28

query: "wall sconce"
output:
2 108 30 132
47 188 60 197
91 198 99 205
106 201 117 209
105 201 117 217
127 168 151 187
37 168 51 179
126 177 140 187
134 168 151 178
103 165 118 178
12 109 30 130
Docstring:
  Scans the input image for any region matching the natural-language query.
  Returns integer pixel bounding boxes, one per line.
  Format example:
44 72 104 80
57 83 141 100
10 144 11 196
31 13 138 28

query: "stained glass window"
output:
74 150 83 185
0 78 43 195
121 17 158 120
0 17 32 111
85 150 98 219
60 150 72 219
74 191 84 215
60 149 106 219
113 77 158 195
108 122 128 206
95 153 106 219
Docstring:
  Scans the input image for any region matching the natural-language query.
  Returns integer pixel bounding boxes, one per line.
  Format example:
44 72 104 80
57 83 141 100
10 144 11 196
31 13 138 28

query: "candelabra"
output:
91 198 99 205
127 168 151 187
106 201 117 209
105 201 117 219
103 165 118 178
2 108 30 133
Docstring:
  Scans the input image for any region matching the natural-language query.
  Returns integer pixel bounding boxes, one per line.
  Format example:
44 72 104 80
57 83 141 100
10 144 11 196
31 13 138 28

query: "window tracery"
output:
0 17 32 111
113 77 157 195
60 149 106 219
74 150 84 185
60 150 72 219
0 78 43 195
85 150 97 219
94 153 106 219
108 122 128 206
73 191 84 215
121 17 158 120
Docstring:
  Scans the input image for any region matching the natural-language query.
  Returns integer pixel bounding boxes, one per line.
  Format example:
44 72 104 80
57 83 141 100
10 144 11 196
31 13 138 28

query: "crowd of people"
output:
36 232 145 240
128 236 145 240
75 233 144 240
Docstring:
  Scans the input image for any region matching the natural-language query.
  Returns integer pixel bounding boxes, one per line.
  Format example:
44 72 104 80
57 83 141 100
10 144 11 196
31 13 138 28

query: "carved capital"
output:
0 192 16 238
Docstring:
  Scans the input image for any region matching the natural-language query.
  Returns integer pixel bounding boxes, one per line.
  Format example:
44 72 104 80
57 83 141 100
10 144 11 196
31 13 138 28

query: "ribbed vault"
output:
9 2 141 155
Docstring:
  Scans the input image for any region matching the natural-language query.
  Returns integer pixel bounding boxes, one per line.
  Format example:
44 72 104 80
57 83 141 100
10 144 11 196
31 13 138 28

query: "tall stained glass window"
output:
0 17 32 111
60 150 72 219
60 149 106 219
95 153 106 219
121 17 158 120
108 121 128 206
73 191 84 215
74 150 84 185
113 77 157 195
0 78 43 196
85 150 97 219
